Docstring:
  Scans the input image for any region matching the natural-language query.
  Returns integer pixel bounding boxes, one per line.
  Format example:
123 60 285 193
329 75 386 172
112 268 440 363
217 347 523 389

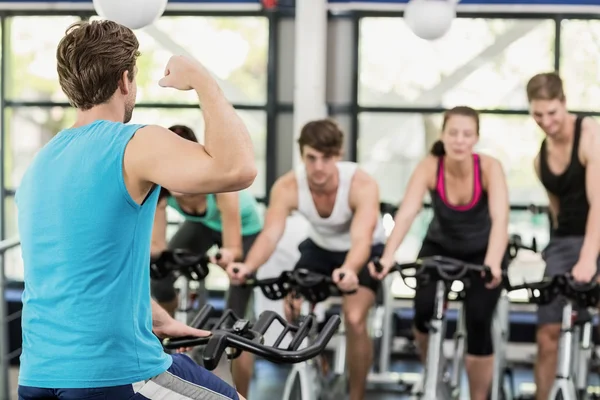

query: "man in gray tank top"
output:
527 72 600 400
228 119 386 400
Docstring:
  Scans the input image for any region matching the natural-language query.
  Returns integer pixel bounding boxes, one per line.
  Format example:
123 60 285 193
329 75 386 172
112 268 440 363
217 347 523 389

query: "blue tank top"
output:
16 120 172 388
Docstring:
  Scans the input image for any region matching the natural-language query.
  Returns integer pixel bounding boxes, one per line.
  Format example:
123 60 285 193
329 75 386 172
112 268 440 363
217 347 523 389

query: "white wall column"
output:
292 0 328 166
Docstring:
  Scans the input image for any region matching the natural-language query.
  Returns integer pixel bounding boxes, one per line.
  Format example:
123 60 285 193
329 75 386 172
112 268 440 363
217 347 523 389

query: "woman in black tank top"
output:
369 107 510 400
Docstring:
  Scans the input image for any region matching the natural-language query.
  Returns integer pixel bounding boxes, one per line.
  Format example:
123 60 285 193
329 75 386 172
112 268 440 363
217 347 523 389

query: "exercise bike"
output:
491 234 538 400
375 255 493 400
508 273 599 400
150 248 216 324
240 268 355 400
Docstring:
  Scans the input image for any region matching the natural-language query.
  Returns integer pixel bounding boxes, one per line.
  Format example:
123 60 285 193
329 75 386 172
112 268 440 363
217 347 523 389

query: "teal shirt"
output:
167 190 263 236
16 120 171 388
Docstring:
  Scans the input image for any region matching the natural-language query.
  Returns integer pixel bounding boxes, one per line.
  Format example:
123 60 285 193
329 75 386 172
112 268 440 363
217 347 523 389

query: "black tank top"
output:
539 116 588 236
424 154 491 255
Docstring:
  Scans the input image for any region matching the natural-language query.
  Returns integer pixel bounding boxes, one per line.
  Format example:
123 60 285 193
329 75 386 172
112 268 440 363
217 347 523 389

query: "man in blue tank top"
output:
16 20 256 400
527 72 600 400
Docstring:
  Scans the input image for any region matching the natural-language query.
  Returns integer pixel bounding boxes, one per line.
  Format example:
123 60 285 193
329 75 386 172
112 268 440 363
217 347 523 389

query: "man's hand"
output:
332 268 359 292
368 257 395 281
153 317 211 353
572 258 597 283
158 55 210 91
210 248 235 269
227 262 252 285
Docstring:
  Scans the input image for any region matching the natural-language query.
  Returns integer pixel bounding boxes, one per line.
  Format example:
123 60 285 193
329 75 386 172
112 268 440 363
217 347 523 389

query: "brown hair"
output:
430 106 480 157
169 125 198 142
526 72 565 102
56 20 140 110
298 119 344 156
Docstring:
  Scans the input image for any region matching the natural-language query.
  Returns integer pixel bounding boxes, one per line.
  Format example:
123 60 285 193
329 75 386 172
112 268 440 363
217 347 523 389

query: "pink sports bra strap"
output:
436 154 483 211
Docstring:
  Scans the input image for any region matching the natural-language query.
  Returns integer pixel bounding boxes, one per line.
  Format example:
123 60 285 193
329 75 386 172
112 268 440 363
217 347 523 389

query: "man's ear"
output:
118 70 131 95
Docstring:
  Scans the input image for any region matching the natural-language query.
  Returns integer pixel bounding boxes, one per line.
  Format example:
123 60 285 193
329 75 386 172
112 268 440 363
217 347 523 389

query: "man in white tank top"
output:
228 119 386 400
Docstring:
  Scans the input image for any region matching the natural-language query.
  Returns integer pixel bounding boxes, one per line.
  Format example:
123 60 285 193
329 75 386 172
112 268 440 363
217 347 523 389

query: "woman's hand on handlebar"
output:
226 262 252 285
332 267 359 292
210 248 234 269
153 317 211 353
368 256 394 281
484 260 502 289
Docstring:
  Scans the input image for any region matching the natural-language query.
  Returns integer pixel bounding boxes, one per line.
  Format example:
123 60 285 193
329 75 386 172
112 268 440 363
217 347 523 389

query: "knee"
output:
413 292 434 334
466 318 494 356
344 308 369 335
537 325 560 356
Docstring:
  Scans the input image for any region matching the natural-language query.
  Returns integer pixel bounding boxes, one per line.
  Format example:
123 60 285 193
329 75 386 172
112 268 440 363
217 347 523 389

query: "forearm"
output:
191 78 255 175
245 234 279 272
381 215 413 261
485 221 509 268
151 299 173 329
342 240 372 274
580 203 600 261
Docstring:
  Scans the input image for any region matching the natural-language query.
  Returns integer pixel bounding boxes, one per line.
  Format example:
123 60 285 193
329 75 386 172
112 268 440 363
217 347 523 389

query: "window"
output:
6 107 76 189
129 108 267 197
359 18 555 109
477 114 547 205
7 16 82 102
358 112 547 205
560 20 600 111
88 16 269 105
357 112 435 203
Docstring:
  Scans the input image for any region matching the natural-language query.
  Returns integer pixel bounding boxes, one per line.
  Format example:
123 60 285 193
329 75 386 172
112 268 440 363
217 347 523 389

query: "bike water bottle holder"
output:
162 304 342 370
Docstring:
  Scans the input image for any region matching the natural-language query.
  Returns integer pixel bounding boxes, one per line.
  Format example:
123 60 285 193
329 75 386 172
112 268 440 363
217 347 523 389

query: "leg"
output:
342 287 376 400
134 354 242 400
412 281 437 363
226 285 255 398
463 272 502 400
226 232 260 398
535 237 583 400
411 241 446 363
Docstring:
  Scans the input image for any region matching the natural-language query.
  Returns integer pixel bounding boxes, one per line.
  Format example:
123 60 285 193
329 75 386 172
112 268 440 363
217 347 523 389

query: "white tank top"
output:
295 161 386 252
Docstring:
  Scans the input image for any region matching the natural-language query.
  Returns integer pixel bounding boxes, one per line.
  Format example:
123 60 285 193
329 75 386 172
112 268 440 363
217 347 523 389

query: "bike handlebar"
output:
161 304 342 370
374 256 492 289
150 249 220 281
505 273 600 308
241 268 357 304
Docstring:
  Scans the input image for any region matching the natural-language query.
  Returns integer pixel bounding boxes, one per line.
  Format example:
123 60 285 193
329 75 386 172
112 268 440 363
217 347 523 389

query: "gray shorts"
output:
537 236 600 325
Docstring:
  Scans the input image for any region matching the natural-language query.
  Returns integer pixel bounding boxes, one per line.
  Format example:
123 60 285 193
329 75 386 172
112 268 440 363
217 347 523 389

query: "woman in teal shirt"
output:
150 125 263 398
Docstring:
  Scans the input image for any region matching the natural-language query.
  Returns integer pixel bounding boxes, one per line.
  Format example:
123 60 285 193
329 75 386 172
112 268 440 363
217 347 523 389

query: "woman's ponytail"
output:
430 140 445 157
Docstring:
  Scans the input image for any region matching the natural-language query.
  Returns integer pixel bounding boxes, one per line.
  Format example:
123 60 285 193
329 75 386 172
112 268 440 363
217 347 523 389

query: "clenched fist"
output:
158 55 210 91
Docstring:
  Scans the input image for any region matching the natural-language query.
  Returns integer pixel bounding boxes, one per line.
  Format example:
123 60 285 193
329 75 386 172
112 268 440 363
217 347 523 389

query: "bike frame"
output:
419 280 452 400
491 289 511 400
549 302 578 400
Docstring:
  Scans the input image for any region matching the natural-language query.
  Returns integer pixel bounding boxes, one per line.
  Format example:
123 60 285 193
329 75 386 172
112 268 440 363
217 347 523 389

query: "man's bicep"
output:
125 126 251 195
